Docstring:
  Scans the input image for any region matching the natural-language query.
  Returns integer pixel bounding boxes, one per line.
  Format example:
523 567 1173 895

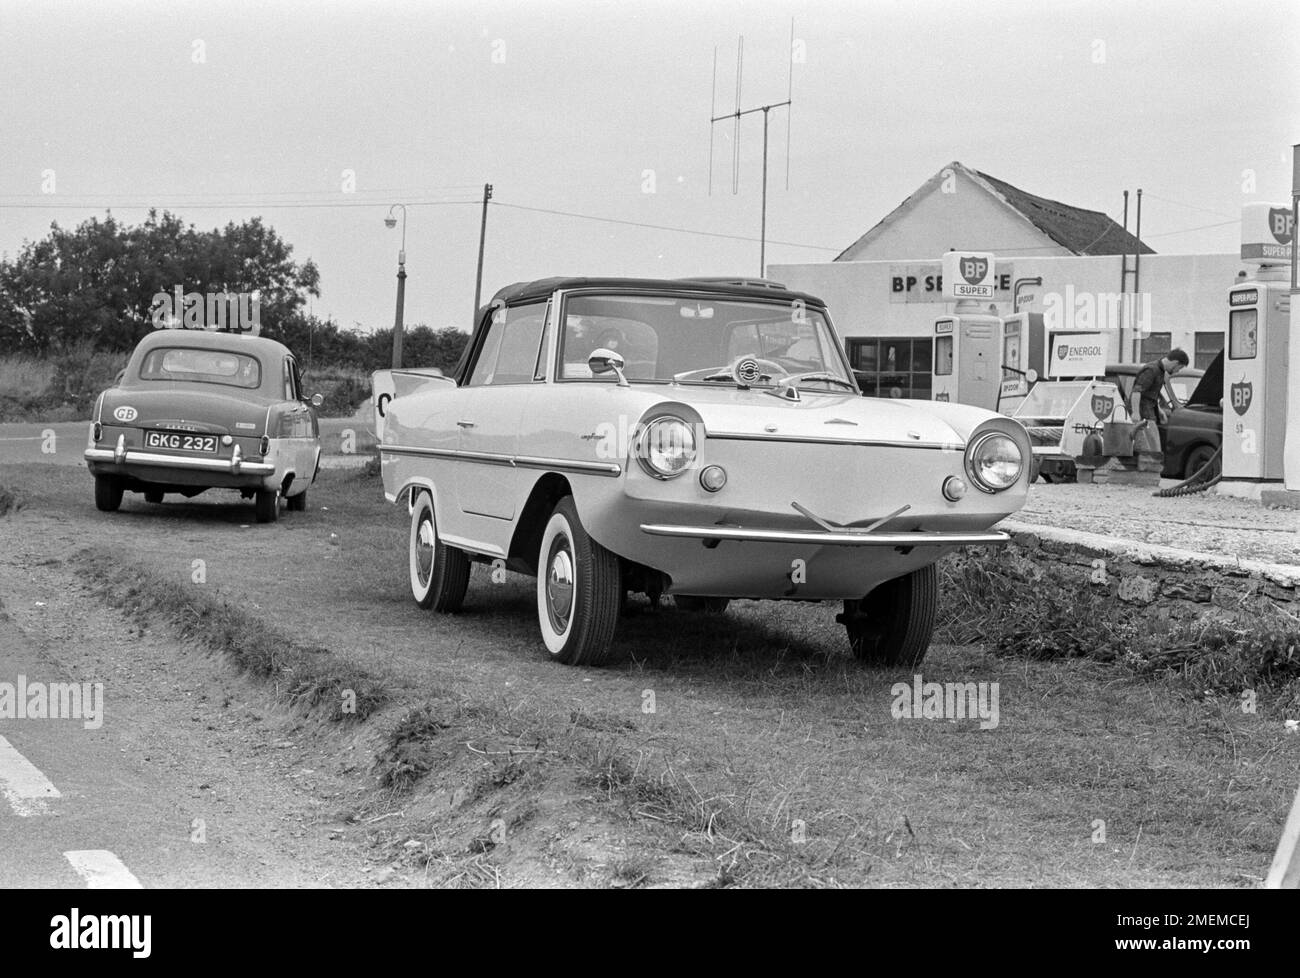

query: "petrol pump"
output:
996 312 1045 415
1219 202 1295 499
931 251 1001 409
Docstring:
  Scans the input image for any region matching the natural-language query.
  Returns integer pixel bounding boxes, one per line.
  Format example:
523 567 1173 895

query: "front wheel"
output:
408 490 470 612
840 565 937 668
536 497 621 666
94 475 123 513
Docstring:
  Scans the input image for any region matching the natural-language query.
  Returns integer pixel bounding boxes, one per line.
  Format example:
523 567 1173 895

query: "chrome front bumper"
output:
85 436 275 476
639 524 1009 547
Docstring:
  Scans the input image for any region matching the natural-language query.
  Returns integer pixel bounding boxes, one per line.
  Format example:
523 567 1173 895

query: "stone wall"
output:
1001 520 1299 622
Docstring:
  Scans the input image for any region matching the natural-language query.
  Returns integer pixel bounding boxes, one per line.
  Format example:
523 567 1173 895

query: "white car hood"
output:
661 386 976 447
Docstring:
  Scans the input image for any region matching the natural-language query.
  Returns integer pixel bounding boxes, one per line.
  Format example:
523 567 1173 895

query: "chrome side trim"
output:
438 533 506 558
85 447 276 475
514 455 621 475
639 524 1009 547
708 432 961 451
381 444 460 460
381 444 621 477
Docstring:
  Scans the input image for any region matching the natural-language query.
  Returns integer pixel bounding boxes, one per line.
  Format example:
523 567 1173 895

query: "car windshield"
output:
1013 381 1091 420
139 347 261 389
1169 375 1199 405
557 293 854 391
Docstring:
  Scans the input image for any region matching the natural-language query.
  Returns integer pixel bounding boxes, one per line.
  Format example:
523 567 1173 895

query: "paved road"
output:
0 552 383 887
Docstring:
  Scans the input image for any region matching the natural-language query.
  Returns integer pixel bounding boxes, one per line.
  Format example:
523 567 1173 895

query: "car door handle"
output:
457 420 475 428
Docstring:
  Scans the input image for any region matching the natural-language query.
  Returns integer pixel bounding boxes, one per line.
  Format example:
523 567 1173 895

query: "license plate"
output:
145 431 218 454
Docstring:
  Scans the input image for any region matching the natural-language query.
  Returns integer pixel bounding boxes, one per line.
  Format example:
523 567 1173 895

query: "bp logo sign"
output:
1230 379 1253 416
1056 344 1069 362
960 256 989 285
1090 394 1114 421
1269 207 1294 245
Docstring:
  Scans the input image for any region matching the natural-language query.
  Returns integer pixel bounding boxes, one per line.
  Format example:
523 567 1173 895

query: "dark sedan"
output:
1105 352 1222 480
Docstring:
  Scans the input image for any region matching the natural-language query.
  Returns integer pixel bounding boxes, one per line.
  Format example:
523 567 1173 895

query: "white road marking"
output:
0 735 61 815
64 850 143 889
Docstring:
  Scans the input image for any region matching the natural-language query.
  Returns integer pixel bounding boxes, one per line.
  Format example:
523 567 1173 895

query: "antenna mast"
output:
708 22 795 275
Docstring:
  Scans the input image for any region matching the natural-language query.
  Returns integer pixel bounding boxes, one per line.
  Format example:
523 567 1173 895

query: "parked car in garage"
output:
1105 355 1221 480
85 328 322 522
374 276 1030 668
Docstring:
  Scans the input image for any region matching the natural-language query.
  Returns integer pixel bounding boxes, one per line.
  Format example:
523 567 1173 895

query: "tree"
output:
0 210 320 356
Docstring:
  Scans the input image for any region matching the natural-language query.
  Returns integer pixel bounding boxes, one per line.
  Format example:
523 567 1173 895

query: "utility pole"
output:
473 183 493 329
385 204 408 369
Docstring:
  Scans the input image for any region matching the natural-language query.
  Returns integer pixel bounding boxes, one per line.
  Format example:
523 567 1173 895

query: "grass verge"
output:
72 545 390 720
938 547 1300 707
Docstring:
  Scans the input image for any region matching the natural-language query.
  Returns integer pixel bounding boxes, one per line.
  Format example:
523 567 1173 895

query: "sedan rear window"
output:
139 348 261 389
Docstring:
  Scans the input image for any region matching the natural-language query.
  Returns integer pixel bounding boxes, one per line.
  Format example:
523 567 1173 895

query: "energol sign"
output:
1047 332 1106 377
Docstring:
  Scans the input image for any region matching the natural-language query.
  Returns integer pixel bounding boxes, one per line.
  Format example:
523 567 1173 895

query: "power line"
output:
0 186 484 201
491 200 839 251
1140 192 1240 222
0 198 479 211
1140 218 1239 238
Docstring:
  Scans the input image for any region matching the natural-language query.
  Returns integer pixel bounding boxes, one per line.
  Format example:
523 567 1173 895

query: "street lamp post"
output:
384 204 408 369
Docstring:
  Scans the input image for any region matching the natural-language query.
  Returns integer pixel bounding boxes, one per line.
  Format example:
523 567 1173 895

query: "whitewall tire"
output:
536 497 621 666
408 489 471 612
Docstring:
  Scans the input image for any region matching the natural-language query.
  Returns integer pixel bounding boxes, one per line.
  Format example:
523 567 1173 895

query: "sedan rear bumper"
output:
84 446 275 476
639 524 1009 547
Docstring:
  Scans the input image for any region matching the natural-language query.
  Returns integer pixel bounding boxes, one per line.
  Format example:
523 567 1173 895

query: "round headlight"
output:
635 417 697 479
966 432 1023 492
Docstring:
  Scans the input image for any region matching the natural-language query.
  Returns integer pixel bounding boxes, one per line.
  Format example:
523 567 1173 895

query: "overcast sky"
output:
2 0 1297 334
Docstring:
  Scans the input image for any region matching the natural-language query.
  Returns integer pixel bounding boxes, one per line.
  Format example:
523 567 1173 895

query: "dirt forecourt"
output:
1 462 1296 888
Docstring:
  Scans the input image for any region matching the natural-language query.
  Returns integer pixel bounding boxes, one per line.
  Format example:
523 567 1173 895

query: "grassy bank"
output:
3 462 1295 886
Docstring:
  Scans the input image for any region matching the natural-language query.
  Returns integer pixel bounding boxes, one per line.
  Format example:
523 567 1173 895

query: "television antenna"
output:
708 21 795 274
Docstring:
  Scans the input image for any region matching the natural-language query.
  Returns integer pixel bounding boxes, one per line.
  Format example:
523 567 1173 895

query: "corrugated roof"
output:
974 169 1154 257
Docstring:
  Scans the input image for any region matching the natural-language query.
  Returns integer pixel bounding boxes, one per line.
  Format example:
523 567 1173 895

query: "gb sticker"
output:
113 406 138 422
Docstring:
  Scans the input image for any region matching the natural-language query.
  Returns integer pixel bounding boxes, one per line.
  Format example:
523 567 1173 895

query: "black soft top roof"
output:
485 276 826 311
456 276 829 384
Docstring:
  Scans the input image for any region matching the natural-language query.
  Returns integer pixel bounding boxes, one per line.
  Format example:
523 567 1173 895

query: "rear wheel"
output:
674 595 731 614
536 497 621 666
254 488 280 523
94 475 123 513
840 565 937 668
286 489 308 512
408 490 470 612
